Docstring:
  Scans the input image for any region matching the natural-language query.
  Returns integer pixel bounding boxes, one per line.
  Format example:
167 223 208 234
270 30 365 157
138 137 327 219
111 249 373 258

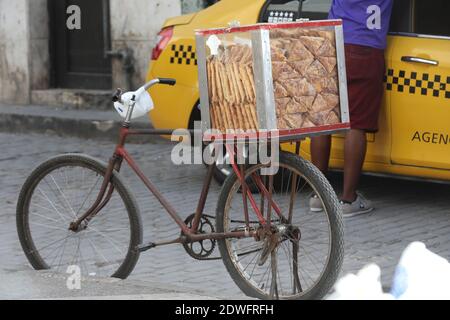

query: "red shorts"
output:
345 44 385 133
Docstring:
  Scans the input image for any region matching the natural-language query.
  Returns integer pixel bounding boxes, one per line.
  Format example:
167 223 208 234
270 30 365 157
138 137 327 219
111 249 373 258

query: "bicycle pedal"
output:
137 242 156 252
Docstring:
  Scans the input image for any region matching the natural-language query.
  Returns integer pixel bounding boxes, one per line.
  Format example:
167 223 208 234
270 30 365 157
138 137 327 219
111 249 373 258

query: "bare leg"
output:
310 135 332 173
342 129 367 202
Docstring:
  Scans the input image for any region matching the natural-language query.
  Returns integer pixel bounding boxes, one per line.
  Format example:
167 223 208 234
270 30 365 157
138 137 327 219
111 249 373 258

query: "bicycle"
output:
16 78 344 300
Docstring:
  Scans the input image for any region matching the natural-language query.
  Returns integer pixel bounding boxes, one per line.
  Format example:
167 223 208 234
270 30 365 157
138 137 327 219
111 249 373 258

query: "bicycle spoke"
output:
35 193 68 214
70 235 82 268
55 235 70 272
86 226 125 255
299 243 325 273
77 234 91 276
242 249 261 273
248 253 261 280
37 187 72 222
30 221 68 232
49 174 77 218
86 236 110 268
36 233 72 256
30 209 64 224
43 178 75 219
258 262 272 291
48 235 70 268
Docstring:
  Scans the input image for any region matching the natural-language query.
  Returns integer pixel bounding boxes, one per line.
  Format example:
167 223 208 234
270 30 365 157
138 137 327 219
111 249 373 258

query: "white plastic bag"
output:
114 90 154 119
390 241 450 300
328 241 450 300
327 264 394 300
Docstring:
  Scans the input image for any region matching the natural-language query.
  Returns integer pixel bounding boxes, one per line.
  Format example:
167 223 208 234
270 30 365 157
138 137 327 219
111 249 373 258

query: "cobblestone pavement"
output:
1 132 450 298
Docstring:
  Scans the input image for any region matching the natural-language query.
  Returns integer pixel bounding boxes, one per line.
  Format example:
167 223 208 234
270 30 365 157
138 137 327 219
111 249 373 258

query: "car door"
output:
389 0 450 170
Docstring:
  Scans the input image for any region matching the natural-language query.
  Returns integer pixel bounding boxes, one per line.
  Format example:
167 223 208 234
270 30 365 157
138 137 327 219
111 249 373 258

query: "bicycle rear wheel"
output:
216 151 344 299
16 154 142 279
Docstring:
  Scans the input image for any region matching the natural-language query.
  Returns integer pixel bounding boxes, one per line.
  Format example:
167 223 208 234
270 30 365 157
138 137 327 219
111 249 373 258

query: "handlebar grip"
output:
158 78 176 86
112 88 122 102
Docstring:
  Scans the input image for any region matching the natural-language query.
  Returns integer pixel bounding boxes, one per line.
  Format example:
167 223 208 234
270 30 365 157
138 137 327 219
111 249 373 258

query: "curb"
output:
0 269 221 300
0 104 164 143
31 89 111 110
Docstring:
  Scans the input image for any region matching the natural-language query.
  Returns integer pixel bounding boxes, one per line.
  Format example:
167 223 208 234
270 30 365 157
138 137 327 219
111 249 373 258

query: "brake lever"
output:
112 88 123 103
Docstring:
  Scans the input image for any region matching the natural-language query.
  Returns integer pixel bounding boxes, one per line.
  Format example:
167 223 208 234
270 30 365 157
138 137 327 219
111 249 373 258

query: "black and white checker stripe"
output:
169 44 197 66
385 69 450 99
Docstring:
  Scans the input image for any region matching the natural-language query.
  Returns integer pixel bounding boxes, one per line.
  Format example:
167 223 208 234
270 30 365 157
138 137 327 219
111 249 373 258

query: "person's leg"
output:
334 44 384 215
341 129 366 202
309 135 332 211
310 135 332 174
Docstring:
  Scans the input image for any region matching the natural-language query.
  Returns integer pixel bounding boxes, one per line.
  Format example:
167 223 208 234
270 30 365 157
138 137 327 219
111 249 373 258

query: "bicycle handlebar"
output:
112 78 176 103
158 78 176 86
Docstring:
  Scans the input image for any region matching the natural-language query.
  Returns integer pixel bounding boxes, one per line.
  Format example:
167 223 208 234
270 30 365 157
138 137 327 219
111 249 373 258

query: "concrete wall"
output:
109 0 181 90
28 0 49 91
0 0 206 104
0 0 30 104
181 0 207 14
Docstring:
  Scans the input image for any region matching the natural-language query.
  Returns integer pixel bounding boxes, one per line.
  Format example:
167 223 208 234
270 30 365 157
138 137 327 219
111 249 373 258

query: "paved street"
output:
1 132 450 299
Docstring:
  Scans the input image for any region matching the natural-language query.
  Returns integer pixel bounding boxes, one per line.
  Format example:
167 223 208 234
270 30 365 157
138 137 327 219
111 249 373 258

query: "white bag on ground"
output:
328 264 394 300
390 241 450 300
328 241 450 300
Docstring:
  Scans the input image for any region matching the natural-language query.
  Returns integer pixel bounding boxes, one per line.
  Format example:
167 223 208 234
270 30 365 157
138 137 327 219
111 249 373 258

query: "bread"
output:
206 43 258 132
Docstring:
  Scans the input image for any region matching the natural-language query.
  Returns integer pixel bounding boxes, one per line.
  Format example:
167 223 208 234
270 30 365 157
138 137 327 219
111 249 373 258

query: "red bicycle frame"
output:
69 125 285 248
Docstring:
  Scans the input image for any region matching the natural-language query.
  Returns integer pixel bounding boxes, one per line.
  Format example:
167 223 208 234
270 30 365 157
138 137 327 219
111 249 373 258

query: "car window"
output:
414 0 450 37
389 0 413 33
259 1 304 22
300 0 331 20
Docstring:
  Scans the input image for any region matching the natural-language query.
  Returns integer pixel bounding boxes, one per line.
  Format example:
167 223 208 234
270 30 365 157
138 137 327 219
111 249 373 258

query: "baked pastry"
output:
206 43 258 132
270 28 341 131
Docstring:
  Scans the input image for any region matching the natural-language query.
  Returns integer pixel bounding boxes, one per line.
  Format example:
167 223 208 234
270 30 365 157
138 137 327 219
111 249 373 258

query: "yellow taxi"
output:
146 0 450 183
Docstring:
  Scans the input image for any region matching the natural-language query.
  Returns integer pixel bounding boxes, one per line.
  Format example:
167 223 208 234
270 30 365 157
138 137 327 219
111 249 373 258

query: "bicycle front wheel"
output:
216 151 344 300
16 154 143 279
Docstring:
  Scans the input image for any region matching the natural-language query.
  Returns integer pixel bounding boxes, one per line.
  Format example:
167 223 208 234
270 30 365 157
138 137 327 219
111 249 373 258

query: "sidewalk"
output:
0 268 220 300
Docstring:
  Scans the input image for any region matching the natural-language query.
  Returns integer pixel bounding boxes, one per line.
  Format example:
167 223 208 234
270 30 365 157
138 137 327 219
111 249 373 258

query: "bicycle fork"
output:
69 154 123 232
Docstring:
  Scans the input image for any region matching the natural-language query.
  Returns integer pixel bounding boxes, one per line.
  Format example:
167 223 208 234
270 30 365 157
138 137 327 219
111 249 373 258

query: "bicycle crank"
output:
181 214 220 260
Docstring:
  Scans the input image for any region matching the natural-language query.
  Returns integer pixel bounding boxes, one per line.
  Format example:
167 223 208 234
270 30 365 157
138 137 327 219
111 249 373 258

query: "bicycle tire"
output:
216 151 344 300
16 153 143 279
